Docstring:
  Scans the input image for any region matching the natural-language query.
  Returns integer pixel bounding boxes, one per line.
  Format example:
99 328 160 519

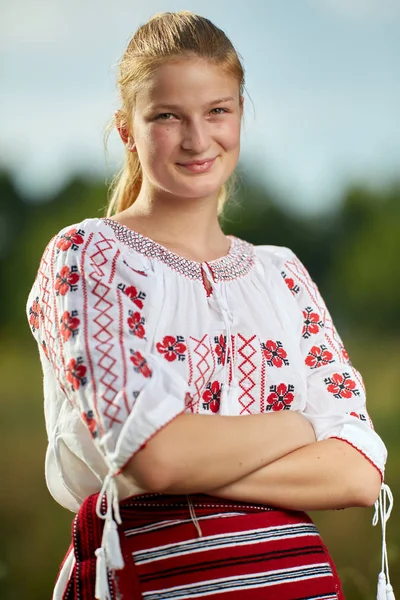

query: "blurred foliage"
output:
0 167 399 599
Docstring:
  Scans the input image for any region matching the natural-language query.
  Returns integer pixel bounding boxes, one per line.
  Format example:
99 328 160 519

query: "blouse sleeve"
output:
279 248 387 478
26 221 191 478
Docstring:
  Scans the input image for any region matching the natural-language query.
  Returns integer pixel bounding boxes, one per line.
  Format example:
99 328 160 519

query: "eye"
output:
210 107 228 115
155 113 177 120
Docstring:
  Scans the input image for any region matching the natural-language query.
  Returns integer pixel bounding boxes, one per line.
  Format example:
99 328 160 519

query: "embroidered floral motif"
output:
281 271 300 295
324 372 360 399
55 265 80 296
118 283 146 309
305 344 334 369
66 357 87 391
266 383 295 411
130 350 152 378
82 410 98 438
214 334 230 365
349 411 367 422
261 340 289 367
128 310 146 339
56 228 85 252
202 381 222 413
302 306 324 339
156 335 187 362
60 310 80 342
29 297 40 332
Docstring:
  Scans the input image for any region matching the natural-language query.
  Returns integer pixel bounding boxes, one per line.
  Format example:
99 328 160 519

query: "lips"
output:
177 157 217 173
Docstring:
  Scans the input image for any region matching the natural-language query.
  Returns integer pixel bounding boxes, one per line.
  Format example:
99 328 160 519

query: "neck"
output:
118 182 229 262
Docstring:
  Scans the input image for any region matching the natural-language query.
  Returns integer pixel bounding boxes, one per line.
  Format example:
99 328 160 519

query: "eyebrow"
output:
150 97 236 111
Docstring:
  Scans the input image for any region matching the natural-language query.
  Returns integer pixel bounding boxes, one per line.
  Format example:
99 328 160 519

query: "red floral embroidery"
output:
281 271 300 295
29 297 40 332
118 283 146 309
82 410 98 438
130 350 152 378
60 310 80 342
156 335 187 362
262 340 289 367
324 372 360 399
302 306 324 339
349 411 367 422
55 265 80 296
66 357 87 391
56 228 85 252
128 310 145 339
266 383 295 411
305 344 334 369
214 334 230 365
202 381 222 413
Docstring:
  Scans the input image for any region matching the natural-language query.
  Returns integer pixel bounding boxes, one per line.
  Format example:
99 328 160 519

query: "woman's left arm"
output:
210 437 381 510
212 248 387 510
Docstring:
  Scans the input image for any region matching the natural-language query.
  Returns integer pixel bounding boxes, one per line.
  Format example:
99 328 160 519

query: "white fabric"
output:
27 217 388 597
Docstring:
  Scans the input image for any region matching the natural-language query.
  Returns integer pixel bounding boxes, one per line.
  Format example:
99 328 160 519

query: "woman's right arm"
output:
126 410 315 493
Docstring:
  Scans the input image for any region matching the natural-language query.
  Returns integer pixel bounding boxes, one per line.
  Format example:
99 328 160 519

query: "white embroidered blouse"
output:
26 216 389 597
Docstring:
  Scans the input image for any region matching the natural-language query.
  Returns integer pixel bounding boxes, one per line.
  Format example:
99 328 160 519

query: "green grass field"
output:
1 333 398 600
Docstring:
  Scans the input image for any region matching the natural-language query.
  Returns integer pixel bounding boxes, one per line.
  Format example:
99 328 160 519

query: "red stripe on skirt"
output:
63 492 345 600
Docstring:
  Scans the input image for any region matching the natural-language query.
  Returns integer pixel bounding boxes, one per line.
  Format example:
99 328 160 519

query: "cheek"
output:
216 120 241 150
146 126 177 159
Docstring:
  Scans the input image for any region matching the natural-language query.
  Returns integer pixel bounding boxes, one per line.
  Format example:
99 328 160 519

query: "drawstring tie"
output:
201 262 239 413
373 483 395 600
94 468 124 600
187 495 203 537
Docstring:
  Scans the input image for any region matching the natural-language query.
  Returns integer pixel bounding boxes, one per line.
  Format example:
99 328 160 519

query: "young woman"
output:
27 11 393 600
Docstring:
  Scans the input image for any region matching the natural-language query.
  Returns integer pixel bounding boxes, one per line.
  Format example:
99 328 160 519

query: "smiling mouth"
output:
176 157 217 173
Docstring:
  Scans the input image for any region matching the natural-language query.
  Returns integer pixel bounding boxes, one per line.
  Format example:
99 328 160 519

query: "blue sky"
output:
1 0 399 214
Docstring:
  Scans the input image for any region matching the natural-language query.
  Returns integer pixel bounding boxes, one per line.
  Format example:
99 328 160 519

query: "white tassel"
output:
377 572 388 600
94 468 125 600
373 484 396 600
103 519 124 570
386 582 396 600
95 548 111 600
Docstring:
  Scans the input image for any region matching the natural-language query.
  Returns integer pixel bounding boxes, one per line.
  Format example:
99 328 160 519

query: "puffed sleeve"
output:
279 248 387 478
26 220 191 477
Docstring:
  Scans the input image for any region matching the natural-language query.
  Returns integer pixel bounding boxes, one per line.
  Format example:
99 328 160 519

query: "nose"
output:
181 118 210 154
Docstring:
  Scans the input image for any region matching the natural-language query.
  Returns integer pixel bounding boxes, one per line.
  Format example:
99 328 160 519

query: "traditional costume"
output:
27 217 391 599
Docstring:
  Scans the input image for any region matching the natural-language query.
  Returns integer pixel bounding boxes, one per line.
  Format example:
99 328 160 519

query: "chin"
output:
175 183 225 200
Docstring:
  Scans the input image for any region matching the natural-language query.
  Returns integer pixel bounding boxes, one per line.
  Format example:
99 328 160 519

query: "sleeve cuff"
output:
326 421 387 479
105 354 191 472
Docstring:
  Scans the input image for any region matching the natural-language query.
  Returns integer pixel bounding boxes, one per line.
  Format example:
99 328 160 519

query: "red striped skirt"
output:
62 492 345 599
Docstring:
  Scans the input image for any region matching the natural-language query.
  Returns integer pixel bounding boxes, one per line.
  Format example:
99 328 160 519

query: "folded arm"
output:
127 409 316 493
209 437 382 510
209 247 387 512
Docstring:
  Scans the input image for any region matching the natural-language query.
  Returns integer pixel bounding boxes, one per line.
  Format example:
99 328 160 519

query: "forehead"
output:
136 58 240 109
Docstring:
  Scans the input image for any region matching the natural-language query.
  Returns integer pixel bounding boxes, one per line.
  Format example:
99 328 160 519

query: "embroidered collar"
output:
102 218 255 282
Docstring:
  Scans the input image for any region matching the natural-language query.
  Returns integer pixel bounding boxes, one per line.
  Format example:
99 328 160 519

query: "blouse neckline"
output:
101 217 255 282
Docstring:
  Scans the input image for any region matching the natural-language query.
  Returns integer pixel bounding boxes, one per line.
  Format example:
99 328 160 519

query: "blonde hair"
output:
106 11 245 217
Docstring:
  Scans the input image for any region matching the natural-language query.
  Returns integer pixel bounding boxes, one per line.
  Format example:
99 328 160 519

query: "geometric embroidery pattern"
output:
103 217 255 282
237 334 258 415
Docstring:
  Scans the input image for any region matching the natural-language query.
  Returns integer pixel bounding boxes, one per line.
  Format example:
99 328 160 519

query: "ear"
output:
239 96 244 116
115 109 130 145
